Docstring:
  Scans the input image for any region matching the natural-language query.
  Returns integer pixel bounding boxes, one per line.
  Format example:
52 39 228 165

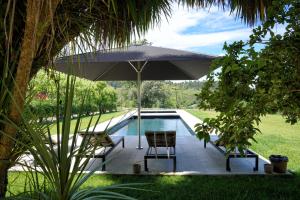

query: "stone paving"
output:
83 110 269 175
11 110 270 175
84 135 268 175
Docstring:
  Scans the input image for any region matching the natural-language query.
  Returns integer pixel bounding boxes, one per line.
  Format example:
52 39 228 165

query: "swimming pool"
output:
110 116 193 136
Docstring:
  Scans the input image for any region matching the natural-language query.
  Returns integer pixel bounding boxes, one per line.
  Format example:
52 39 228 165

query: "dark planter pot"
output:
133 163 141 174
269 155 288 173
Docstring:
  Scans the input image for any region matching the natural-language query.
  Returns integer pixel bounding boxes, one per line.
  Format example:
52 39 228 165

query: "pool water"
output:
112 118 192 136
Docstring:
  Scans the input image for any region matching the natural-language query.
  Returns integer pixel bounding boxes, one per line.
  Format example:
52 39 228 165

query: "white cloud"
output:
147 28 251 49
143 5 253 53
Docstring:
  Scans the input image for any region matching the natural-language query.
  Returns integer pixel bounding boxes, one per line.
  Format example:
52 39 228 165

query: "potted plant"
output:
269 155 289 173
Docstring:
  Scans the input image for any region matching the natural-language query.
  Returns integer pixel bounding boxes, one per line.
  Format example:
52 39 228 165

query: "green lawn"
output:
85 175 300 200
186 109 300 173
186 109 219 119
7 109 300 199
8 173 300 200
49 110 126 134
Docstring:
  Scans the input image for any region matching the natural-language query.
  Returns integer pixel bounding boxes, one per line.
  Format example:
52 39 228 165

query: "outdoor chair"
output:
78 131 124 171
204 135 258 171
144 131 176 172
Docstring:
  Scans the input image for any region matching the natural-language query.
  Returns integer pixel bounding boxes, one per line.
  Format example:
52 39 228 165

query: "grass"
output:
186 109 219 119
7 109 300 199
85 175 300 200
186 109 300 173
8 173 300 200
49 110 126 134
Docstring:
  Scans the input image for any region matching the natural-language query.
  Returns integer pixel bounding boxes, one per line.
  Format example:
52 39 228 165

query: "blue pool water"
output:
112 118 193 136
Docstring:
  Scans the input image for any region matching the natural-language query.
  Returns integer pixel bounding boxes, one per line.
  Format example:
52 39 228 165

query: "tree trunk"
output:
0 0 39 197
0 0 60 196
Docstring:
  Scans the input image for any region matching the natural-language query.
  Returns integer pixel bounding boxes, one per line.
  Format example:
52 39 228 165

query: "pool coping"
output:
82 109 194 135
108 112 195 136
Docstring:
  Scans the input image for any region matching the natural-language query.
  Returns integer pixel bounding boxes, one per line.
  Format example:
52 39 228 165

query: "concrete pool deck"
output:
84 135 269 175
82 109 270 175
11 109 277 175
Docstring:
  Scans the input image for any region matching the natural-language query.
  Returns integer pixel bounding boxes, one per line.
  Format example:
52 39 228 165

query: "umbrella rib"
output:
128 61 138 72
128 61 148 73
140 61 148 72
93 62 119 81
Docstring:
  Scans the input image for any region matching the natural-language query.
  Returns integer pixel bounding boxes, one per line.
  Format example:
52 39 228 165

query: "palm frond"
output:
179 0 273 25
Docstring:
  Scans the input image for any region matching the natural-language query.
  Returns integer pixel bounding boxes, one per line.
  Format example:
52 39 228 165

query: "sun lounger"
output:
204 135 258 171
79 131 124 171
144 131 176 172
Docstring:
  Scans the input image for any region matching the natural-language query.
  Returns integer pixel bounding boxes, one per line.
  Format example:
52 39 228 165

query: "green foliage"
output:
28 70 118 121
0 0 276 197
4 75 138 199
195 0 300 153
141 81 174 108
194 121 211 142
29 71 205 115
98 86 118 113
188 109 300 172
49 111 125 134
169 81 202 109
114 81 201 109
29 101 56 122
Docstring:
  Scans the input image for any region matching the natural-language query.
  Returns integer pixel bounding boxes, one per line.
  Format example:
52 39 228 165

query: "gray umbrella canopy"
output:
54 45 217 149
55 45 216 81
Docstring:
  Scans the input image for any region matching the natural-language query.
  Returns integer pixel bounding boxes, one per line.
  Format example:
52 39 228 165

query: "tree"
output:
167 81 203 108
28 70 118 118
195 0 300 154
141 81 174 108
98 87 118 113
0 0 273 197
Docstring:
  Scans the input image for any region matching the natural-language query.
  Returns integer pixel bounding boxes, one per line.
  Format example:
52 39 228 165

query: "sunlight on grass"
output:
253 114 300 172
185 109 219 119
186 109 300 172
49 111 126 134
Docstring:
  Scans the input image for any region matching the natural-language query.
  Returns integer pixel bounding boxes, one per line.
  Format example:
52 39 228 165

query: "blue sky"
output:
144 5 260 56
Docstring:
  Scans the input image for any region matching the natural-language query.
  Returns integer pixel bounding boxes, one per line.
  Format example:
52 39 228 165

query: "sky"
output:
143 4 258 56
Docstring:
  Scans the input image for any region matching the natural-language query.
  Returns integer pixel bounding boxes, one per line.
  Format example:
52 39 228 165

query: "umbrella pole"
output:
129 61 148 150
137 66 142 149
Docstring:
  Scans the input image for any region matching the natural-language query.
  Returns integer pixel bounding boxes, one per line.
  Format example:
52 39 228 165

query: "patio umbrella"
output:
54 45 217 149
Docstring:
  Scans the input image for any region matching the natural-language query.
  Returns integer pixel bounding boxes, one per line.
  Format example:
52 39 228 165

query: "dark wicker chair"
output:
144 131 176 172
